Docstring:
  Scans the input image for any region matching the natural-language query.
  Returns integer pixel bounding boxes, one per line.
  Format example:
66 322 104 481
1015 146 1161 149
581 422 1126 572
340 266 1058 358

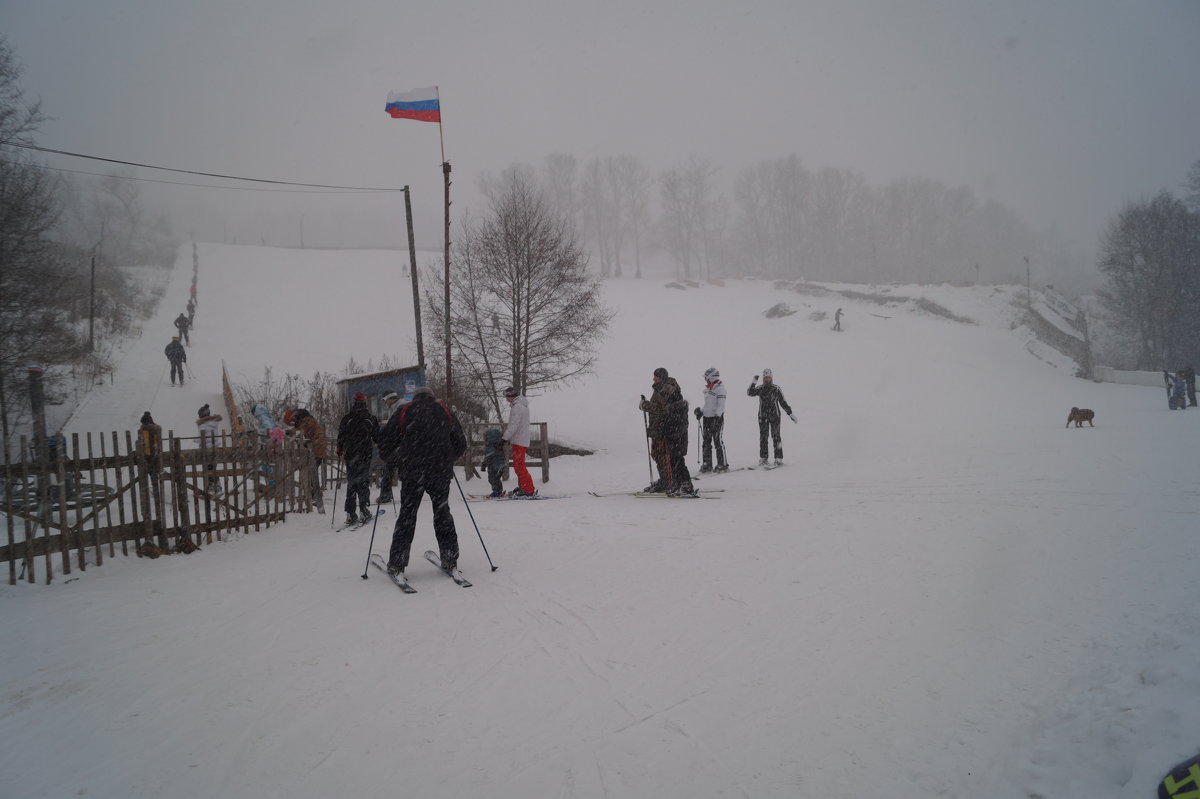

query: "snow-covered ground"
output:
3 244 1198 799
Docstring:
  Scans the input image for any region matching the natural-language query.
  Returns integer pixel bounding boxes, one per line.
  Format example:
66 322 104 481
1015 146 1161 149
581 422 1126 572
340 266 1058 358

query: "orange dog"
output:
1066 407 1095 427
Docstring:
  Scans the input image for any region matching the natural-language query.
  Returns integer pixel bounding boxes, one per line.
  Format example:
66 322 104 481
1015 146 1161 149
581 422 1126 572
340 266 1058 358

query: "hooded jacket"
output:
747 379 793 422
164 340 186 363
252 404 279 437
290 409 326 459
503 395 531 448
196 410 222 448
337 403 379 462
376 390 466 478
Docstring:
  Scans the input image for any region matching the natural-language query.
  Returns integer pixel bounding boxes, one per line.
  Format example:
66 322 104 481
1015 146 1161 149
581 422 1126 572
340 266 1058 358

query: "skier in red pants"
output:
501 386 537 497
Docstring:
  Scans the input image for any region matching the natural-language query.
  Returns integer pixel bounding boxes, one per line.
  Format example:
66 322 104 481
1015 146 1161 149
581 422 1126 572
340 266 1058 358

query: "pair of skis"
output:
588 489 723 499
370 550 472 594
464 493 563 502
336 508 385 532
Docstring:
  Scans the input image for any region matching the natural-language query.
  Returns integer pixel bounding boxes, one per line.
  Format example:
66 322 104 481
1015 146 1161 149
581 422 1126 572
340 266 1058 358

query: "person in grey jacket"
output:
747 368 796 466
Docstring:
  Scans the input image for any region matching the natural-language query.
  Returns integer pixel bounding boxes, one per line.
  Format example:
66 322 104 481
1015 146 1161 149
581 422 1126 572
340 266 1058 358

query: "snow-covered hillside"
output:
3 244 1198 799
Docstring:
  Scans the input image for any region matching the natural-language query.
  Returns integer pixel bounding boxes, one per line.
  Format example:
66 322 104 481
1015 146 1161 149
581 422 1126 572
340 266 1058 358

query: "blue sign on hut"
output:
336 365 426 420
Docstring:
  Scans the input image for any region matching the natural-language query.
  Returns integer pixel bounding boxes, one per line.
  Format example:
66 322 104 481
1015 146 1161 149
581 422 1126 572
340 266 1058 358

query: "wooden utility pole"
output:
88 252 96 352
404 186 424 369
443 160 453 406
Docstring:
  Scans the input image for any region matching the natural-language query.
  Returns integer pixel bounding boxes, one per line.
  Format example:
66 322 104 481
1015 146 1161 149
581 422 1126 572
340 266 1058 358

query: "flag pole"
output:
437 86 453 408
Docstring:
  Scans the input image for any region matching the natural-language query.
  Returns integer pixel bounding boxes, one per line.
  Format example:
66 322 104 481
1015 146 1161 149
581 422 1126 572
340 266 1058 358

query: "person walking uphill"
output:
694 367 728 473
502 386 537 497
748 368 796 467
164 337 186 386
336 392 379 526
643 367 696 496
174 312 191 345
376 387 467 578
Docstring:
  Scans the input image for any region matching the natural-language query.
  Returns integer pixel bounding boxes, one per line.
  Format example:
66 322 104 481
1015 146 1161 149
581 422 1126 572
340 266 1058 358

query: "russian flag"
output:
385 87 440 122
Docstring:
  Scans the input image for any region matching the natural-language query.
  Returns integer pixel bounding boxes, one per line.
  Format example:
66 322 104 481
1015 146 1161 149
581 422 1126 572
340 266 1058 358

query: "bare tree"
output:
426 169 614 421
0 37 87 454
1097 191 1200 369
1184 159 1200 214
659 156 717 279
611 155 653 278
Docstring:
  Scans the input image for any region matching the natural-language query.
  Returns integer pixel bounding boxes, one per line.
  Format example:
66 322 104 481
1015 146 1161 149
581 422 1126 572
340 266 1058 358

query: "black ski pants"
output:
663 431 692 490
758 416 783 460
701 415 727 469
169 359 185 385
388 470 459 572
344 457 371 516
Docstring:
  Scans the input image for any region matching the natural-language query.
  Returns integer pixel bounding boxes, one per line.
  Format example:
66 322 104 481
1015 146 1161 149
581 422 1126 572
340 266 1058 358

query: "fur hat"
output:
197 404 210 418
353 392 367 404
653 367 668 380
762 368 773 378
140 411 154 426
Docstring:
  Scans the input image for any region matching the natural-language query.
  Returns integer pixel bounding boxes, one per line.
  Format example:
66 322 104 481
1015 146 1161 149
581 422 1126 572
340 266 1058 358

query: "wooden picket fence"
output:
1 431 325 585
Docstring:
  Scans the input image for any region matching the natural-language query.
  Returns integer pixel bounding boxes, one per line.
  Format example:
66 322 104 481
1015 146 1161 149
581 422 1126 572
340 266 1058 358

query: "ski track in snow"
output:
2 244 1198 799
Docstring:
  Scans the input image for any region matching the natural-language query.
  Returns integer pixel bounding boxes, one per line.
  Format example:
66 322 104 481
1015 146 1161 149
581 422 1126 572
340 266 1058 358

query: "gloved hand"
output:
500 439 508 446
753 375 759 381
694 407 703 420
336 448 343 456
788 413 797 423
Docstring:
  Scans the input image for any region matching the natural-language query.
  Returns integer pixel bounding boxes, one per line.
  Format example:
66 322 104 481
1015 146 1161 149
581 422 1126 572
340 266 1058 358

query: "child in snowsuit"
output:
481 427 505 498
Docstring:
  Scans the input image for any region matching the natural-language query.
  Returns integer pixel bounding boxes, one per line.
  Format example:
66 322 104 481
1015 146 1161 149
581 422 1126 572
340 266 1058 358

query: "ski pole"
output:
330 455 342 529
696 417 701 466
453 471 498 571
360 500 381 580
641 395 653 483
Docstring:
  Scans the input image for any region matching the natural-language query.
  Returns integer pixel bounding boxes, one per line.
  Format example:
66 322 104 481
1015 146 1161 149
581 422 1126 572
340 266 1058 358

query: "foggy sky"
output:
4 0 1198 275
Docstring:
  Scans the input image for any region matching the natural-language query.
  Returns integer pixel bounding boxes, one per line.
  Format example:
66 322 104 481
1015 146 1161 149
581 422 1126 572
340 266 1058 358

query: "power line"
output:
1 159 395 194
2 140 405 192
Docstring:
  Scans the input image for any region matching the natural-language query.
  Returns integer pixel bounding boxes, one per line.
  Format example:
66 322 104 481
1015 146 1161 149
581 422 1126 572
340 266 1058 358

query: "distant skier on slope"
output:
747 368 796 467
174 312 191 345
164 337 186 386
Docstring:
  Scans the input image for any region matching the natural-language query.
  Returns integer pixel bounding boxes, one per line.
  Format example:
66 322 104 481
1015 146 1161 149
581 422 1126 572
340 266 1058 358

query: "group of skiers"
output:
640 366 796 496
308 384 536 580
1165 366 1196 410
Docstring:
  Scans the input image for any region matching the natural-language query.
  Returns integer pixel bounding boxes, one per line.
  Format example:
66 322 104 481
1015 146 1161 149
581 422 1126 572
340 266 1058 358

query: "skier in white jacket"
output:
502 386 537 497
694 367 728 472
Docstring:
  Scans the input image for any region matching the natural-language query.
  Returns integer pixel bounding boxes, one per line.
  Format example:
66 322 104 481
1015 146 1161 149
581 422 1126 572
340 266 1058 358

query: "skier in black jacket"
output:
747 368 796 466
335 392 379 526
164 337 186 385
639 367 696 496
376 388 467 577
